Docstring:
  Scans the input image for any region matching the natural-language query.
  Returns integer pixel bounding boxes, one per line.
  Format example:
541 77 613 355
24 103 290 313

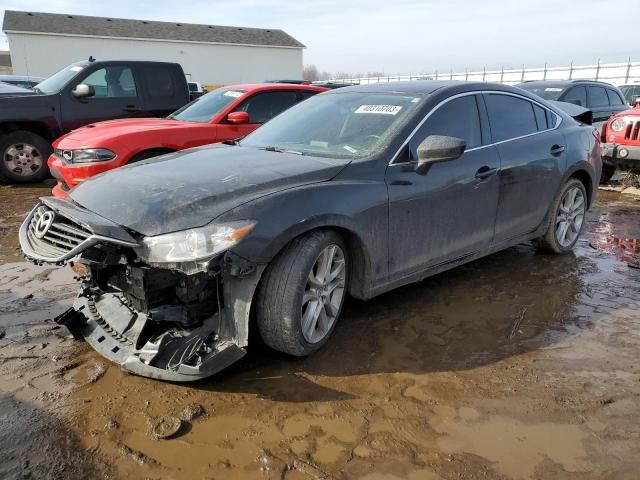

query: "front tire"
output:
535 179 587 254
0 131 52 183
256 230 348 356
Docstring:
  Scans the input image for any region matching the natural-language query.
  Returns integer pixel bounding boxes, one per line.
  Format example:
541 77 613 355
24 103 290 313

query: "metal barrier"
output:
332 59 640 87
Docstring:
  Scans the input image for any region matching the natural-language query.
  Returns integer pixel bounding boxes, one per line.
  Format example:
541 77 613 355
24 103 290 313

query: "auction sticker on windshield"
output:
355 105 403 115
224 91 244 98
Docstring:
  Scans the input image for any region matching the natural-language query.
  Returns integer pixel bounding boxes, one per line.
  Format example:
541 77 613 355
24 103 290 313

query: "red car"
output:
600 96 640 183
48 83 328 197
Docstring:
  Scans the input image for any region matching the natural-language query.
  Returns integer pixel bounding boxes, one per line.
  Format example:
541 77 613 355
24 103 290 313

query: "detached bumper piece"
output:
70 291 245 382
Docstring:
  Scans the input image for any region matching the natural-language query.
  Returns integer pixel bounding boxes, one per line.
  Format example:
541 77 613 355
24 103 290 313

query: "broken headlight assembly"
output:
134 220 256 274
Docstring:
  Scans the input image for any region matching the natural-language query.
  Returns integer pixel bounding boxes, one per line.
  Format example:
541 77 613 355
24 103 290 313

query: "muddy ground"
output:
1 183 639 480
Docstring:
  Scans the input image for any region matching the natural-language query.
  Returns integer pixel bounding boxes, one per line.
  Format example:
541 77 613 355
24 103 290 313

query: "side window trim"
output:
389 91 562 166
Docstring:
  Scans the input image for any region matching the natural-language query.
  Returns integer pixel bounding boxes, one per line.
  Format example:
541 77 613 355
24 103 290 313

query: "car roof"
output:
519 79 617 89
321 80 527 96
219 83 329 92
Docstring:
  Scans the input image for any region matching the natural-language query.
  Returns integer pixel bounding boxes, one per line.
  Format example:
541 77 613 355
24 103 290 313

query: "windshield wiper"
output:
257 145 303 155
222 139 239 146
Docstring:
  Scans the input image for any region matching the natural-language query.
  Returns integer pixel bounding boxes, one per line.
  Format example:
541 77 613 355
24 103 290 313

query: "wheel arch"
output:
256 217 375 301
568 168 594 207
0 122 56 142
128 147 176 163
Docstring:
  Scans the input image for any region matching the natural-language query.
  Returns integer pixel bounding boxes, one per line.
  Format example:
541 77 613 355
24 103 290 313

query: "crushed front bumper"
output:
19 198 266 382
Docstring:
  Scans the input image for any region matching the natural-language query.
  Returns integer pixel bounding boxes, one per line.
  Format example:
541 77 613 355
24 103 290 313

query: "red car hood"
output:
57 118 203 147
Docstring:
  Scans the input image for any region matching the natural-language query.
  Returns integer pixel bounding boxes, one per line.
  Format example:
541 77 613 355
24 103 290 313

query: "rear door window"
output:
142 65 175 98
562 87 587 107
233 91 299 124
485 94 538 142
533 104 548 131
587 87 609 108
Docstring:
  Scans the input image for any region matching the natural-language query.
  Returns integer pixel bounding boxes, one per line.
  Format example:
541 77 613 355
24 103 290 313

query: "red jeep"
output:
601 97 640 183
48 83 327 197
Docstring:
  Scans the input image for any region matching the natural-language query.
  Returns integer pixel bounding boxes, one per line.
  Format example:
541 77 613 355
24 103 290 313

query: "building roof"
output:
2 10 305 49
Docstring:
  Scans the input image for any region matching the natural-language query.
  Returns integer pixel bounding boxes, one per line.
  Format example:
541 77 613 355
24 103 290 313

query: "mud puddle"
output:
1 188 640 479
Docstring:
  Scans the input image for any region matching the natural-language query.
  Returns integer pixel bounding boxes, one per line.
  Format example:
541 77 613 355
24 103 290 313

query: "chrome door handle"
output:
550 145 566 156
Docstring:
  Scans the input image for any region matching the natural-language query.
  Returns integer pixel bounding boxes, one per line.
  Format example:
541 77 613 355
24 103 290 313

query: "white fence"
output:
333 60 640 87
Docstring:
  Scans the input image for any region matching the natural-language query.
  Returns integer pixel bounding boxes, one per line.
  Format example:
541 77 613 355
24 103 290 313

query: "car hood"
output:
60 118 197 145
69 144 351 236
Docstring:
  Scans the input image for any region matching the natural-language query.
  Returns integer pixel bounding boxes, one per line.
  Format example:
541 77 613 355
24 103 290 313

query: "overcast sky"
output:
1 0 638 75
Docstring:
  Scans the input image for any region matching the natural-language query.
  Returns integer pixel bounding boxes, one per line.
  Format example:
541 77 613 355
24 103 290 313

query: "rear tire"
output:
0 131 52 183
255 230 348 356
535 178 587 254
600 163 616 185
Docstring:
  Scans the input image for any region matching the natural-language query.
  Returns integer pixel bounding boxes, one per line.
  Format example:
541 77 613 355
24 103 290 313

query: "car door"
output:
60 64 145 132
222 90 300 140
386 93 501 281
484 92 565 243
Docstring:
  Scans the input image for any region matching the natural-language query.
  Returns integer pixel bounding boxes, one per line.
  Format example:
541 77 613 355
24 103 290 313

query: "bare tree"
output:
303 64 320 81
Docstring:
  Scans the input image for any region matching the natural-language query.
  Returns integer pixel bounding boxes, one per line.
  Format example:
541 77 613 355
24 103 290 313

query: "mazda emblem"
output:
34 211 55 239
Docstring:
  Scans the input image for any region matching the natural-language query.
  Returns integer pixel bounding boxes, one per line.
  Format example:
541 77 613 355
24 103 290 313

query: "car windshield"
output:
518 84 566 101
240 92 424 159
168 88 247 123
35 64 85 94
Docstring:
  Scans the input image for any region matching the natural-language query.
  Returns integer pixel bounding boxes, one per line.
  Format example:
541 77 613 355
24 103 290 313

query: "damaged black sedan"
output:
20 81 601 381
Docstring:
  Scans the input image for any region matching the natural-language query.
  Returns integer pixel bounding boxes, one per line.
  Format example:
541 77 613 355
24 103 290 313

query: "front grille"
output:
26 205 92 258
624 121 640 141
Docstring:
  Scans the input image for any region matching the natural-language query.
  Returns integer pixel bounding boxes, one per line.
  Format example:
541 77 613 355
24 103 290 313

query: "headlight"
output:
610 118 625 132
135 221 256 266
68 148 116 163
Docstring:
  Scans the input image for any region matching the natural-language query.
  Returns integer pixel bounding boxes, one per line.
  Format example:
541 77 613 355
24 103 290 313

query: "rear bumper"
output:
601 143 640 170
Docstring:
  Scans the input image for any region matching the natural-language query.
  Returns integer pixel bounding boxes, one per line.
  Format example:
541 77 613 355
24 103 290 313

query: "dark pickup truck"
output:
0 59 190 183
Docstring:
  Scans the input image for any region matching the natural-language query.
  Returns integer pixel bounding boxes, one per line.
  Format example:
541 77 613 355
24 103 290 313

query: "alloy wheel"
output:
555 186 585 248
301 244 346 344
4 143 43 176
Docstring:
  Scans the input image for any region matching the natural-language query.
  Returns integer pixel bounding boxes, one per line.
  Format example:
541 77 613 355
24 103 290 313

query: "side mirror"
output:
633 95 640 107
227 111 250 124
72 84 95 98
567 99 582 106
415 135 466 175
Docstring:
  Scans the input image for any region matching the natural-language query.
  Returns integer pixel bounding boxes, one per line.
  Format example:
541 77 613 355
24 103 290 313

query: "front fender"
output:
220 180 389 299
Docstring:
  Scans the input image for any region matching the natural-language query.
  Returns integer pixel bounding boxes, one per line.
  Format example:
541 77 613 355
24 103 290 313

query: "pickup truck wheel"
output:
0 131 52 183
535 179 587 254
600 164 616 185
255 230 348 356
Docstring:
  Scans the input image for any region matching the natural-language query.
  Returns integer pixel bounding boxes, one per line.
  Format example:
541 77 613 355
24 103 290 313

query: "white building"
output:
2 10 304 86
